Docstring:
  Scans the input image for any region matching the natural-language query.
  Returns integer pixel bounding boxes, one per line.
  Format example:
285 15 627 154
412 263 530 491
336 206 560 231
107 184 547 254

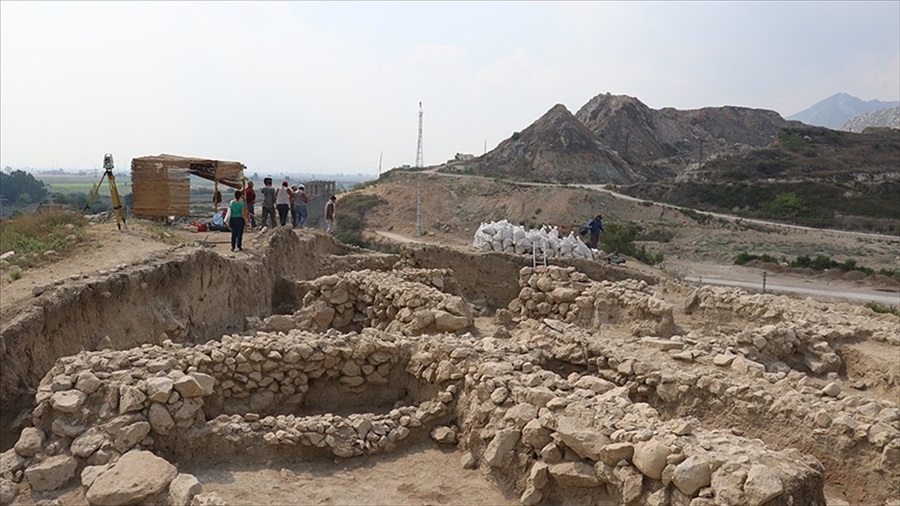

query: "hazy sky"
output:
2 1 898 176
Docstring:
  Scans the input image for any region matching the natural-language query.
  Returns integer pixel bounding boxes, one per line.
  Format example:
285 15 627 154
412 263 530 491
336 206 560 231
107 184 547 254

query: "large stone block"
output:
24 454 77 492
86 451 177 506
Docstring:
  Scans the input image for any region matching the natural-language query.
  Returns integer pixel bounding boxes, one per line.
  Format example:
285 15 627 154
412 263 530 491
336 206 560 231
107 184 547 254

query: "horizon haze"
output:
2 1 898 175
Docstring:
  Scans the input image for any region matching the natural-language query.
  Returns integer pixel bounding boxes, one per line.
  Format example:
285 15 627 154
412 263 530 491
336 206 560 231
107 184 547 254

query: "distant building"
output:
303 180 336 229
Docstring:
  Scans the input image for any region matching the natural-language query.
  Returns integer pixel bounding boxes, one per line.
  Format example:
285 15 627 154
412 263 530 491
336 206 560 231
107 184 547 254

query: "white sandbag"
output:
515 238 532 255
574 239 592 259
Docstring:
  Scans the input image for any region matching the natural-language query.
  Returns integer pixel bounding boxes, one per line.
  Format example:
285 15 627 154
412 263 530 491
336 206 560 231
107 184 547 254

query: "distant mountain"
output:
465 104 641 184
842 106 900 132
787 93 899 129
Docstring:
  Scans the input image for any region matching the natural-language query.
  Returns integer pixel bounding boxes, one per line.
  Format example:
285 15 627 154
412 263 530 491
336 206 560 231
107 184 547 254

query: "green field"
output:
36 174 222 194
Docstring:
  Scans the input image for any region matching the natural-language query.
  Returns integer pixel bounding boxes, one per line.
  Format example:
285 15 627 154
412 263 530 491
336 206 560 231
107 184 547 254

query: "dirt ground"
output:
24 443 516 506
182 444 517 506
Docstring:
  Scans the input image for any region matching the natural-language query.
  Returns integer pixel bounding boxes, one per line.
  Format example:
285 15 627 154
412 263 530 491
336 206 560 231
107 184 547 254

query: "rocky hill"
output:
460 104 641 184
787 93 899 129
574 93 794 177
842 105 900 132
615 126 900 233
432 91 898 234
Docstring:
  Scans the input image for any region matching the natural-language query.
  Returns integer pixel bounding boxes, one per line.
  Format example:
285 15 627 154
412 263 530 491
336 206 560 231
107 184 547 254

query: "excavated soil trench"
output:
3 229 895 505
1 230 641 451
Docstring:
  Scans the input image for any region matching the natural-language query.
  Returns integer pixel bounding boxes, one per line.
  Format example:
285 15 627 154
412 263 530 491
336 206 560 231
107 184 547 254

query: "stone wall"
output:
289 268 473 335
4 324 829 506
508 266 676 337
0 229 383 449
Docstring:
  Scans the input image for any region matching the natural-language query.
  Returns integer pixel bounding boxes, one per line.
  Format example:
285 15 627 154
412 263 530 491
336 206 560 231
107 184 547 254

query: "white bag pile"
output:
472 220 594 259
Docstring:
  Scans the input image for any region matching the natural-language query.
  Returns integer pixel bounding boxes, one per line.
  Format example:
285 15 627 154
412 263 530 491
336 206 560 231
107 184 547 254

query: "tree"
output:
761 192 808 218
0 170 48 205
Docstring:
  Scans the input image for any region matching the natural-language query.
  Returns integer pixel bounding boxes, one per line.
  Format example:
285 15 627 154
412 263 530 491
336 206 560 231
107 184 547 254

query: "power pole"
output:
378 150 383 177
416 102 423 236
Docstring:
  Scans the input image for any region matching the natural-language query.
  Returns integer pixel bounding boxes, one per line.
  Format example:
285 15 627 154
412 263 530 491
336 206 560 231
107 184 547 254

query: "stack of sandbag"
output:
472 220 593 259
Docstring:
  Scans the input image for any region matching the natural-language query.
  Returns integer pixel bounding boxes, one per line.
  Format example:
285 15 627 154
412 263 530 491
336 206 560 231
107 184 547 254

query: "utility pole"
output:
378 150 383 177
416 102 423 236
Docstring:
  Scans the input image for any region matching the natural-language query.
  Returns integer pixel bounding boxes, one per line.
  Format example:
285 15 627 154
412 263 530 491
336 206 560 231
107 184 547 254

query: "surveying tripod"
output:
84 153 126 230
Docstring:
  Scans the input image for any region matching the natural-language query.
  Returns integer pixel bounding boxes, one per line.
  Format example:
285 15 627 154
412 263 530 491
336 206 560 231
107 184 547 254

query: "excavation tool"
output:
84 153 126 230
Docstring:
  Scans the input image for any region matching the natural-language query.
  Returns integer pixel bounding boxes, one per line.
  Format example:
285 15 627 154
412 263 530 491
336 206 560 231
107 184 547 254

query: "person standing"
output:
260 177 277 229
289 184 299 228
275 180 291 226
586 213 604 250
325 195 337 233
296 184 309 227
224 190 249 251
244 180 257 229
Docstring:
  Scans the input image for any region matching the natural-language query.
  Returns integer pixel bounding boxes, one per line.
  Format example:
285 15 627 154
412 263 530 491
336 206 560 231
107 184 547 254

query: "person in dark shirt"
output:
259 177 277 229
585 213 604 249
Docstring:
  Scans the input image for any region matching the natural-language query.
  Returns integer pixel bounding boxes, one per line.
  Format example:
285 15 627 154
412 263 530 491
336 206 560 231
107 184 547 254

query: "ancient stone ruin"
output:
0 229 897 505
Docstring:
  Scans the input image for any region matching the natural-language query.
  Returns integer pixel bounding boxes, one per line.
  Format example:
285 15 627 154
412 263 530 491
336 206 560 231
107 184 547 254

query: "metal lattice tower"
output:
415 102 424 168
415 102 424 236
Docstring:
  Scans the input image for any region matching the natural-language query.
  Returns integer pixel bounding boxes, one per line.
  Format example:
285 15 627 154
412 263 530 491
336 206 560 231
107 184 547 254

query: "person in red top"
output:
244 181 257 229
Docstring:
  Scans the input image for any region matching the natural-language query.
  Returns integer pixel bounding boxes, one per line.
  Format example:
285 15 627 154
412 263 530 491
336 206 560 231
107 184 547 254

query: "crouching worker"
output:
208 209 229 232
225 190 249 252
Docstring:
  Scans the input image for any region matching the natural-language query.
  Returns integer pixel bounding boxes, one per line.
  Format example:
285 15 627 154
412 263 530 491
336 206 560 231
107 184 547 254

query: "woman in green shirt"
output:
224 190 250 251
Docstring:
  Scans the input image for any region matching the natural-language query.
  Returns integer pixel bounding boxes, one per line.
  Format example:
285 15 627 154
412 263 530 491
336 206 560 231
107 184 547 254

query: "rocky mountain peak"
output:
842 106 900 132
469 104 640 184
575 93 792 172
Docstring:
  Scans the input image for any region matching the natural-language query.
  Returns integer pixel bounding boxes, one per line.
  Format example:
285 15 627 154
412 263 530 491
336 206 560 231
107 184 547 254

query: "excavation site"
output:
1 228 898 506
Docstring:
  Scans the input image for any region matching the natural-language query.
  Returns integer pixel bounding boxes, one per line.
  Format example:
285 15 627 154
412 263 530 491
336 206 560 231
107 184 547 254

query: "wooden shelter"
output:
131 154 246 217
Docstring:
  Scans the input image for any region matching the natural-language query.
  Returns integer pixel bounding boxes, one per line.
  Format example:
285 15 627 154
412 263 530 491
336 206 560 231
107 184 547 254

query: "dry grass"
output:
0 209 86 269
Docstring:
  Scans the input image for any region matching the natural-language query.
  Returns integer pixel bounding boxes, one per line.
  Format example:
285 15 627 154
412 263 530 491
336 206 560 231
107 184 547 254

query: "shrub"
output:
0 209 86 268
777 130 806 152
9 266 23 281
636 228 675 243
761 192 809 218
734 252 781 265
333 194 386 248
600 223 664 266
677 208 711 224
865 302 899 316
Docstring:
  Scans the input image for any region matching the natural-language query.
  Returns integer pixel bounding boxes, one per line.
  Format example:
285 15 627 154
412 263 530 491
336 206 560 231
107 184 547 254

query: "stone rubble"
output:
2 263 897 505
264 268 473 335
